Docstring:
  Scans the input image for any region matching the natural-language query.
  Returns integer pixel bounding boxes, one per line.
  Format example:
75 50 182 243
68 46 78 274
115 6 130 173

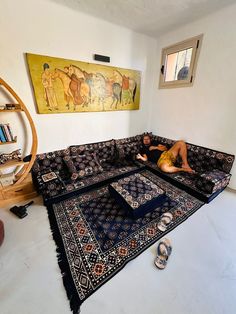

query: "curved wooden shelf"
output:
0 160 29 170
0 140 17 145
0 108 23 112
0 77 38 186
0 136 17 145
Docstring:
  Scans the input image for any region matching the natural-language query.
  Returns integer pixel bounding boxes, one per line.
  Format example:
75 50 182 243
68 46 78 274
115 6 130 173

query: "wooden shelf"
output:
0 173 38 207
0 160 28 170
0 77 38 188
0 140 17 145
0 108 23 112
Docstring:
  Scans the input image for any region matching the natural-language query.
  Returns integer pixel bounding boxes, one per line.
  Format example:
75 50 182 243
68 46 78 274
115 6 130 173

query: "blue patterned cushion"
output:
116 141 141 161
151 135 175 149
152 135 234 173
109 173 167 218
63 153 103 181
195 169 231 194
70 139 115 164
34 169 66 197
32 149 71 180
115 135 142 161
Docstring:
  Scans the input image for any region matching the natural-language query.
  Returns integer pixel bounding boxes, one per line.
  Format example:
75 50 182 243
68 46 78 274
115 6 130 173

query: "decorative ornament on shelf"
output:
0 149 22 164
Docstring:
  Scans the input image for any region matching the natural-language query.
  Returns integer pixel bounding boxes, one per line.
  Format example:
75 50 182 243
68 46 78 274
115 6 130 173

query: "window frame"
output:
159 34 203 89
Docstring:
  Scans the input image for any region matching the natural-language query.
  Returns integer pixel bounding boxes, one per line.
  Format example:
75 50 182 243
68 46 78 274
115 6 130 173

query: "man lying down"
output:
136 135 194 173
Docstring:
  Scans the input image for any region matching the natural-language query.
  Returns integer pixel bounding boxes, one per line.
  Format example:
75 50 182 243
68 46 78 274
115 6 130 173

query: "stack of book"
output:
0 124 16 143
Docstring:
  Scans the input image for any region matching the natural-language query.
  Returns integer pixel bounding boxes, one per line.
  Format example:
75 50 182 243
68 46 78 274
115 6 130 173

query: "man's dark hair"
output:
142 134 151 140
142 134 152 146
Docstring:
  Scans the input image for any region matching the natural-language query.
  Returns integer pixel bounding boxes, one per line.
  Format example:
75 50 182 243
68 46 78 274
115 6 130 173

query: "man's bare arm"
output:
149 145 168 152
136 153 148 162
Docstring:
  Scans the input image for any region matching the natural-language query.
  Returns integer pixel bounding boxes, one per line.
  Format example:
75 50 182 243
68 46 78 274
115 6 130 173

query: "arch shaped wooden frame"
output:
0 77 38 186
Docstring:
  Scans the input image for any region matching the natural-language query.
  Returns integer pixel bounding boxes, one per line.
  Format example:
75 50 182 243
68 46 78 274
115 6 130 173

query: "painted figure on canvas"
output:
41 63 58 111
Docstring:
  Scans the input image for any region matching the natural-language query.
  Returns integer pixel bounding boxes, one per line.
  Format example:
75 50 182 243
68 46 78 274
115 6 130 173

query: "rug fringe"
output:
46 204 81 314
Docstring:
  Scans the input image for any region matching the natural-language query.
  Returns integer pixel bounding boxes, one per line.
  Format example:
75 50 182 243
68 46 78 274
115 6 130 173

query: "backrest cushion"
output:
152 135 234 173
115 135 142 160
151 135 175 149
63 153 103 181
70 139 115 164
32 149 70 179
186 144 234 173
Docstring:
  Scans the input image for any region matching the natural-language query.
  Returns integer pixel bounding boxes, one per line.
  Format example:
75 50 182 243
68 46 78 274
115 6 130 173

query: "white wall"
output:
150 3 236 189
0 0 156 155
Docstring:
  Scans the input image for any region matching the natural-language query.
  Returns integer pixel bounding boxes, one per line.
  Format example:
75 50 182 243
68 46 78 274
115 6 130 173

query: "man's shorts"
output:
157 151 176 168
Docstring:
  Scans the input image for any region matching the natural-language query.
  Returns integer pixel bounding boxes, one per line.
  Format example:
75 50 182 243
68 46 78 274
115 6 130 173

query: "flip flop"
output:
157 212 173 232
154 239 172 269
157 220 167 232
154 255 168 269
158 238 172 257
162 212 173 221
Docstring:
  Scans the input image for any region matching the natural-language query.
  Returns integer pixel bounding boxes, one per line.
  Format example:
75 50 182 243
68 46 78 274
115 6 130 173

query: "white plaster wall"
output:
149 3 236 189
0 0 156 155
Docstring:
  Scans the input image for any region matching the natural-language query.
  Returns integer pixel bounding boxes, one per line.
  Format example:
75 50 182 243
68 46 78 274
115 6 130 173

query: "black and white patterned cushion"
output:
109 173 167 218
151 135 235 173
31 134 234 205
115 135 142 161
70 140 115 164
63 153 103 181
32 149 71 180
195 169 231 194
34 169 66 198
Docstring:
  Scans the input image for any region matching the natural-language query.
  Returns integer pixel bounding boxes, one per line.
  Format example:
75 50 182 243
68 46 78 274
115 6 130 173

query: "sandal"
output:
154 255 168 269
157 212 173 232
154 238 172 270
158 238 172 257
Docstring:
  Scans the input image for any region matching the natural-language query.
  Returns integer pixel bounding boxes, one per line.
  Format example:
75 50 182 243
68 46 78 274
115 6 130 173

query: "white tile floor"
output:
1 189 236 314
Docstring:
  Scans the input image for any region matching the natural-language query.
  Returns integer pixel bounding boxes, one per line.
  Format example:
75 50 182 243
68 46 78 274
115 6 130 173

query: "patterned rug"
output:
47 170 203 313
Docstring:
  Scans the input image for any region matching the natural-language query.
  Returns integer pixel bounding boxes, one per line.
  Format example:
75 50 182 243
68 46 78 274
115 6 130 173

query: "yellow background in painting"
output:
26 53 141 114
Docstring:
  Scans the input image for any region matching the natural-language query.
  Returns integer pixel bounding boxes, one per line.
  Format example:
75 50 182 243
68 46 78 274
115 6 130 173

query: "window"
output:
159 34 203 88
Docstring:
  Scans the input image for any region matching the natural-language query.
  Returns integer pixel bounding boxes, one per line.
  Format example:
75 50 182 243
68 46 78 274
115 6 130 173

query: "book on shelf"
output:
0 124 15 143
7 124 14 140
0 126 6 142
3 124 11 141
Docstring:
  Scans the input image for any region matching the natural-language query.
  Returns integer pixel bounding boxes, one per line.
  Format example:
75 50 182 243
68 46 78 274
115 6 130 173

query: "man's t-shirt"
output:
140 140 163 163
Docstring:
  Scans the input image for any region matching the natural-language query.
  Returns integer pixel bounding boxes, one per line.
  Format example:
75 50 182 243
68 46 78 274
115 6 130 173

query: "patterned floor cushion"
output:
33 169 67 198
39 163 144 205
143 161 229 203
108 173 167 218
195 169 231 194
101 160 134 171
31 134 234 206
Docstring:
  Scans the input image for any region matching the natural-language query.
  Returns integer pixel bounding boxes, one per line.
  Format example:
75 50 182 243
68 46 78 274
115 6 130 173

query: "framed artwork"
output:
26 53 141 114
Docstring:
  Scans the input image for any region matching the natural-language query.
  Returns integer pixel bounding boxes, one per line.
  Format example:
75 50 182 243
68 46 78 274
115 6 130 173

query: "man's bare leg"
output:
159 163 192 174
168 140 194 172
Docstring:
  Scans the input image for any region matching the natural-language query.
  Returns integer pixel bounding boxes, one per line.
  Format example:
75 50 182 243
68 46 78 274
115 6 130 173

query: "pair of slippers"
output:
157 212 173 232
154 238 172 269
